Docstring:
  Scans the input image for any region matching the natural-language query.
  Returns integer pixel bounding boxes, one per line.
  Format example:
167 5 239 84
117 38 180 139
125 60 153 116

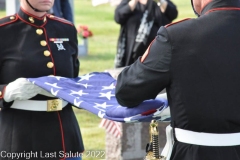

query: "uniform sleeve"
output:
72 26 80 77
0 85 14 109
114 0 134 25
0 25 14 109
115 26 171 107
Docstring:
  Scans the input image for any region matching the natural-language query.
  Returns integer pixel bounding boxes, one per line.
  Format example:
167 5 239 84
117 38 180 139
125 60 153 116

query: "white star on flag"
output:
70 90 89 96
94 102 113 109
78 73 95 81
102 83 115 90
48 75 67 80
99 91 115 100
51 88 59 96
45 82 62 88
76 83 93 89
74 98 83 107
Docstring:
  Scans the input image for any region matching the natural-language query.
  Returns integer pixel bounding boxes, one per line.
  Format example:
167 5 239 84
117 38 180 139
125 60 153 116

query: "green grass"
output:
0 1 196 159
74 0 120 75
172 0 196 20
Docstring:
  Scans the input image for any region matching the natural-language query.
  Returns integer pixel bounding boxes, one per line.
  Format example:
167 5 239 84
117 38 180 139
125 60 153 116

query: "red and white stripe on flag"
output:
99 119 122 138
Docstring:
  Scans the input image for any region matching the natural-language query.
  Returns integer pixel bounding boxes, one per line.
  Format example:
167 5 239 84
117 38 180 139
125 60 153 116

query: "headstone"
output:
6 0 19 16
78 38 88 57
122 123 149 160
105 122 169 160
105 127 122 159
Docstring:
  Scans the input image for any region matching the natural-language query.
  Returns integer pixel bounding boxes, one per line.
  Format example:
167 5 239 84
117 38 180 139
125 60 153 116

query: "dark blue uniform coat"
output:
115 0 240 159
0 8 83 160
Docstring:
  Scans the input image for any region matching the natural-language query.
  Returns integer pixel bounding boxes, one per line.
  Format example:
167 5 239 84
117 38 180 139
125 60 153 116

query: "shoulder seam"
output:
47 14 73 26
0 14 18 27
165 18 191 28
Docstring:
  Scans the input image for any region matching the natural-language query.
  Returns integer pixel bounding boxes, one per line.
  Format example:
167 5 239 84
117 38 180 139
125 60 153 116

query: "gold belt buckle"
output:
47 99 62 112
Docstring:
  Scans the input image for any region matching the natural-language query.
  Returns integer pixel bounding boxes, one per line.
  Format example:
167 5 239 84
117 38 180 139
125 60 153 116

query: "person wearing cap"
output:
0 0 83 160
115 0 240 159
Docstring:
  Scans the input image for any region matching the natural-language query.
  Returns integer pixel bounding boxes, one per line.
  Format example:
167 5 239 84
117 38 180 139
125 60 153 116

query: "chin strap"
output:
26 0 48 12
191 0 200 17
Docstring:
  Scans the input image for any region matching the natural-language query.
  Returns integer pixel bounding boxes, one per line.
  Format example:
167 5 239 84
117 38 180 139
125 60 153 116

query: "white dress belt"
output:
10 99 68 111
175 127 240 146
161 125 240 160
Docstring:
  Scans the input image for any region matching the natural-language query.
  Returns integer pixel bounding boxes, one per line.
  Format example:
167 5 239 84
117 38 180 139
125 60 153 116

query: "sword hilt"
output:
144 120 161 160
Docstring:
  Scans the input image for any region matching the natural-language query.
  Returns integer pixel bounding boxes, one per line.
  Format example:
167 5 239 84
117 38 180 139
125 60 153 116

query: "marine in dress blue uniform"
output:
115 0 240 159
0 0 83 159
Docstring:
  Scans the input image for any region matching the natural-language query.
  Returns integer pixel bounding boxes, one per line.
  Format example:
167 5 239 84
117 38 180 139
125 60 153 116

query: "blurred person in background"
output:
52 0 73 23
114 0 178 68
157 0 178 25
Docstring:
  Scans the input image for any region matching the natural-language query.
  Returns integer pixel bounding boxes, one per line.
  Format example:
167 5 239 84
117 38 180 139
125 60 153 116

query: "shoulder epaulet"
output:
47 14 73 26
165 18 191 28
0 14 18 27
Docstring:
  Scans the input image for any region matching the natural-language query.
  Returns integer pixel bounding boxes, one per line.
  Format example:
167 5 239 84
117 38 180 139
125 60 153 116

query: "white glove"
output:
4 78 44 102
156 92 167 100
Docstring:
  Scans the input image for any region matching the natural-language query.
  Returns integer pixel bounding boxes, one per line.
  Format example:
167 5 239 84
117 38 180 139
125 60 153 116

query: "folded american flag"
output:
28 72 170 123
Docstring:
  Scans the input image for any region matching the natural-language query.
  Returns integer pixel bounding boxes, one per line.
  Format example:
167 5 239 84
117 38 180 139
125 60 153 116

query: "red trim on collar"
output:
16 14 47 28
164 18 191 28
204 7 240 15
20 7 47 20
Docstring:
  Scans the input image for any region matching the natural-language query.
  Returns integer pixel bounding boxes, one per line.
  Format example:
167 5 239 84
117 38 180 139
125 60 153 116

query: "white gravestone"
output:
6 0 19 15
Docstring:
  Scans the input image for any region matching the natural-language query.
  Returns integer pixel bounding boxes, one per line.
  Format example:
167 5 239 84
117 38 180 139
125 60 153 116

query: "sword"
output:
144 120 164 160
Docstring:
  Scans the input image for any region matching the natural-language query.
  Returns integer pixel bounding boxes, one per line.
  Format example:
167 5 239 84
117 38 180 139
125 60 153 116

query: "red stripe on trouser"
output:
58 112 66 160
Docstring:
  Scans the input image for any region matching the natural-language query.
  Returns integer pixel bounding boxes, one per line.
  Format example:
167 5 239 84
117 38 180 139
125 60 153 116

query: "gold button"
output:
40 40 47 46
29 17 34 23
36 29 43 35
10 16 15 20
49 15 55 18
0 91 2 96
44 50 51 56
47 62 54 68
